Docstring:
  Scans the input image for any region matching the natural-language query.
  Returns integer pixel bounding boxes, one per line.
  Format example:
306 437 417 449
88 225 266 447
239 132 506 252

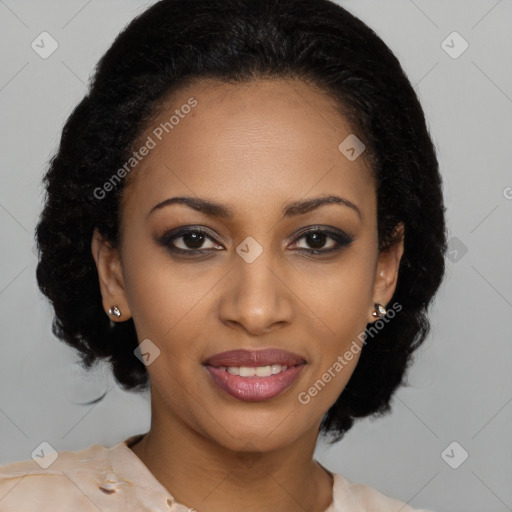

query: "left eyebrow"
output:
282 195 362 220
148 194 362 220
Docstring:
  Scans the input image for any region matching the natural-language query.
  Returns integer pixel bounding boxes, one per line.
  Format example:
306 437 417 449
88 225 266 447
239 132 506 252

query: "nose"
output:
218 247 294 336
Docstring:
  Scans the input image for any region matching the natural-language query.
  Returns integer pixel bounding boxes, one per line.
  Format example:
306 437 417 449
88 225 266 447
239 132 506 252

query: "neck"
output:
129 392 334 512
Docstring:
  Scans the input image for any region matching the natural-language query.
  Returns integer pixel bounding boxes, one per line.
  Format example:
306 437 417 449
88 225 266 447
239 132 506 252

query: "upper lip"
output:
204 348 307 368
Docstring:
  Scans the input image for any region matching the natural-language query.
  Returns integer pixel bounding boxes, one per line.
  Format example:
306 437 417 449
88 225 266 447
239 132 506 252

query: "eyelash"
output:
158 225 354 256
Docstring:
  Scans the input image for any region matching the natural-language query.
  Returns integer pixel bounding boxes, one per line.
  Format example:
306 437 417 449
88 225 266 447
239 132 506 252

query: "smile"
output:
217 364 290 377
205 364 305 401
203 348 307 401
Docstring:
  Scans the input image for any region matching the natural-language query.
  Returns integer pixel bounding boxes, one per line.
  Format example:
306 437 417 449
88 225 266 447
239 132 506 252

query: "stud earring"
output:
372 303 387 318
108 305 122 319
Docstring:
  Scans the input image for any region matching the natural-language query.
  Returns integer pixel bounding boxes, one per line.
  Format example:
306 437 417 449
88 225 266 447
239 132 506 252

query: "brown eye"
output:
177 231 210 250
290 228 354 255
159 227 223 254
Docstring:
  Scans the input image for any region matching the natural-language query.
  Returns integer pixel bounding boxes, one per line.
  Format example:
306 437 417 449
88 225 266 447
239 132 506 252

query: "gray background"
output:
0 1 511 511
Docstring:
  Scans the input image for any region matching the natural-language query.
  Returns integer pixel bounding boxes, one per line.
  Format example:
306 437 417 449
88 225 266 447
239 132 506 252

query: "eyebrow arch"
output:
148 194 362 220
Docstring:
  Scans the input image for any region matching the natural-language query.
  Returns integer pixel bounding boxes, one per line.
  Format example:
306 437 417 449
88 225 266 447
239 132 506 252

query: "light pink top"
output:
0 434 433 511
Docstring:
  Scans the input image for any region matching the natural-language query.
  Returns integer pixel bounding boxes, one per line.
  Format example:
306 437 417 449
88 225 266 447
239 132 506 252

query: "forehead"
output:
122 78 375 222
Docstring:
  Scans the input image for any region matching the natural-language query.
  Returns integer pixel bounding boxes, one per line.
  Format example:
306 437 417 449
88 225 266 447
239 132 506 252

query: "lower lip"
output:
205 364 305 402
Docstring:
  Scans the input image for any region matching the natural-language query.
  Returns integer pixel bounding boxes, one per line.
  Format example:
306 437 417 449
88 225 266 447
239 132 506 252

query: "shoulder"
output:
330 472 435 512
0 443 117 512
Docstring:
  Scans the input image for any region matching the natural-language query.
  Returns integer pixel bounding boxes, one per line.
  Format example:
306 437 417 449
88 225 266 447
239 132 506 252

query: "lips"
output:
204 348 306 368
203 348 307 402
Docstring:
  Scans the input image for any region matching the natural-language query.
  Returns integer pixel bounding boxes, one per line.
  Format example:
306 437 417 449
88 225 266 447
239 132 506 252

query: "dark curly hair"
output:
35 0 447 442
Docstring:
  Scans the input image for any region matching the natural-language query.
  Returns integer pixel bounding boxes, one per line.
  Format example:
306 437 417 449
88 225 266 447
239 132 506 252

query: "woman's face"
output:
93 78 403 452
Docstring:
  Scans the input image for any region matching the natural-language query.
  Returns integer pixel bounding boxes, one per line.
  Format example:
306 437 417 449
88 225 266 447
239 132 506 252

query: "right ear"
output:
91 228 132 321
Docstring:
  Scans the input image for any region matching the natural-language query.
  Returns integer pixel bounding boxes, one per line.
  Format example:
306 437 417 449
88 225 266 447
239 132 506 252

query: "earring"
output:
108 305 122 319
372 303 387 318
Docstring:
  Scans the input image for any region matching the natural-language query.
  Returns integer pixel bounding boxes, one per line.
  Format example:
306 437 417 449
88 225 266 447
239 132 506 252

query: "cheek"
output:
121 244 219 395
121 240 206 336
297 255 375 335
298 336 363 414
295 257 374 406
321 273 371 366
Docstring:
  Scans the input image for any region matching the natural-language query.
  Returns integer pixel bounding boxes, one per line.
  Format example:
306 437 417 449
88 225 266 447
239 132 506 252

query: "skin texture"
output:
91 78 404 512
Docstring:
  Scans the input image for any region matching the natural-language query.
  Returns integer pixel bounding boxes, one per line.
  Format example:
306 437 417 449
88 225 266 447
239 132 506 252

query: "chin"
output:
201 410 311 453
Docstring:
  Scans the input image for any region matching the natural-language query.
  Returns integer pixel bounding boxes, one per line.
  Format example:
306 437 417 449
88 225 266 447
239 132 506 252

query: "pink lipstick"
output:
204 348 306 402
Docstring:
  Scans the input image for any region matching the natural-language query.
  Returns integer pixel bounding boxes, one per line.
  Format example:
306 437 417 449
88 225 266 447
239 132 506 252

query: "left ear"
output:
368 222 405 323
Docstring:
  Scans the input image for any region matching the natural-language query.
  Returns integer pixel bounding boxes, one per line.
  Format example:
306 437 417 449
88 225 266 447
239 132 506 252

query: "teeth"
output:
220 364 290 377
255 365 272 377
239 366 255 377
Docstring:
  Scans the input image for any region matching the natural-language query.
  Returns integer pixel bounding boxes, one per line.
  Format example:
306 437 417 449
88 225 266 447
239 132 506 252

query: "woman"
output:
0 0 446 510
